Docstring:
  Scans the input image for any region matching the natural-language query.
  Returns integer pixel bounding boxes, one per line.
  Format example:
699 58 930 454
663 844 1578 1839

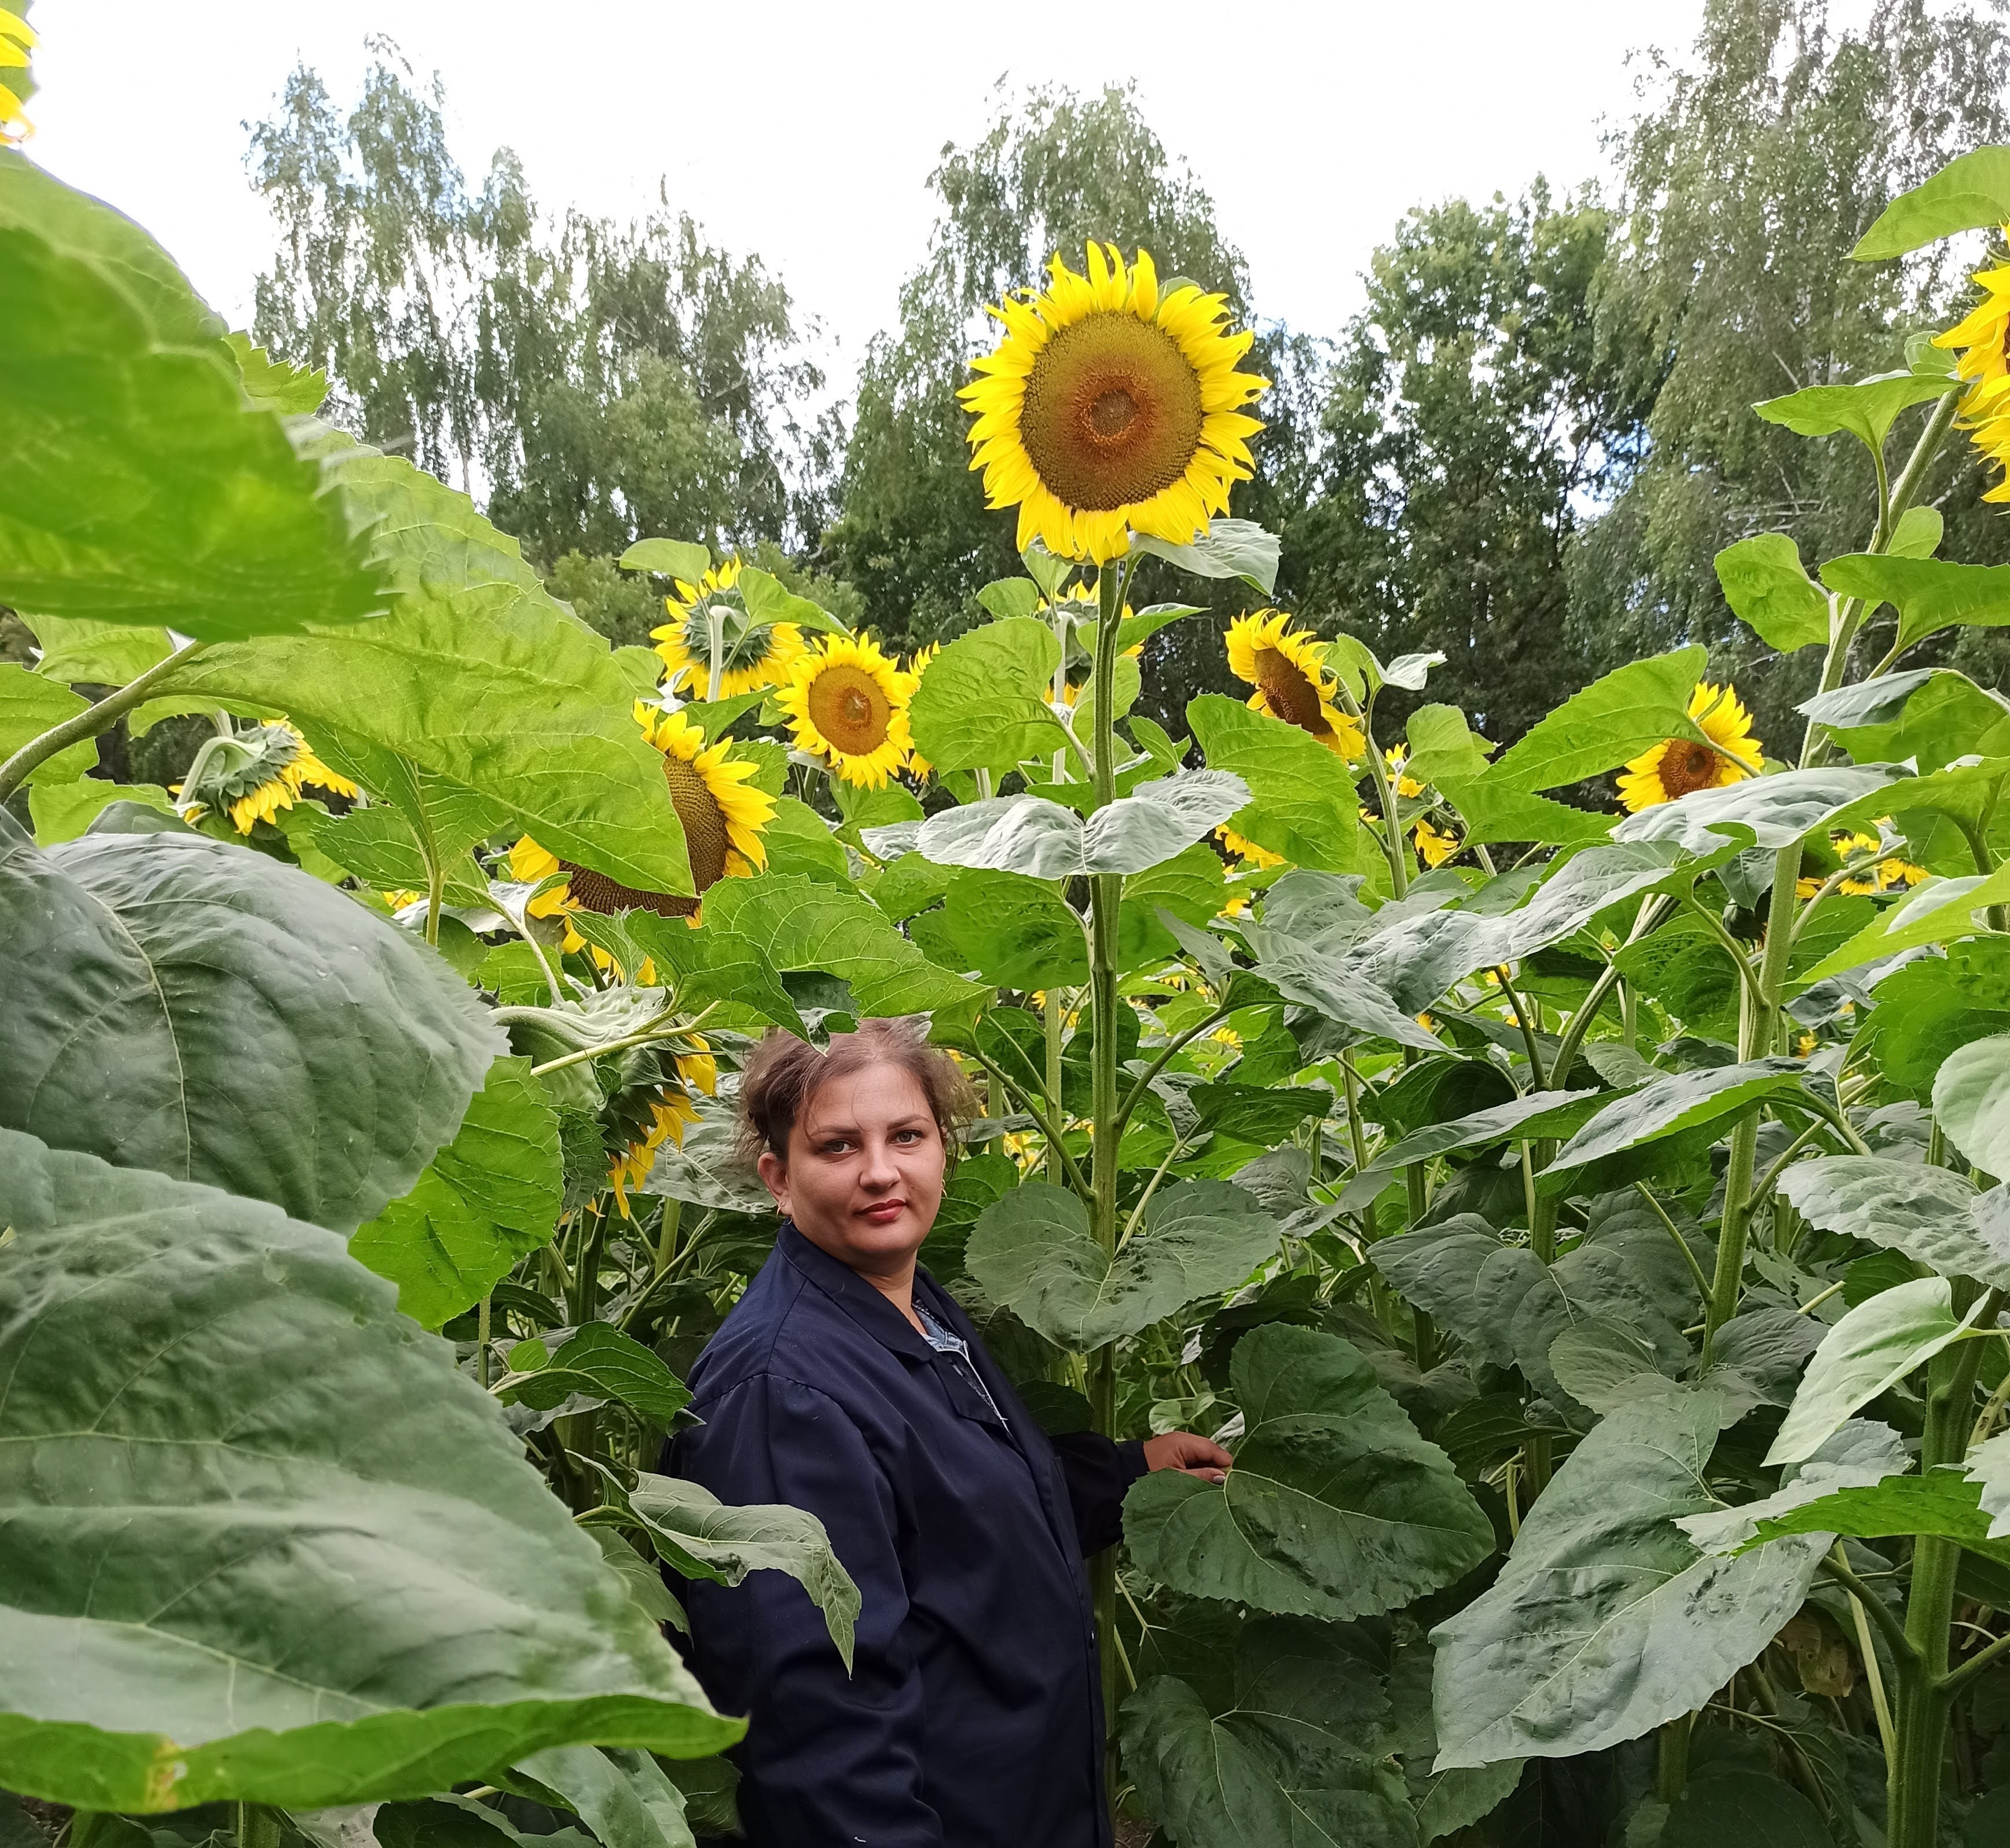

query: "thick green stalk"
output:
0 637 208 804
1656 1713 1692 1805
235 1805 280 1848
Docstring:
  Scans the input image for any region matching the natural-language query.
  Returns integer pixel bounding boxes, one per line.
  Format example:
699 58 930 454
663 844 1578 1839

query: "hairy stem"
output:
0 638 210 804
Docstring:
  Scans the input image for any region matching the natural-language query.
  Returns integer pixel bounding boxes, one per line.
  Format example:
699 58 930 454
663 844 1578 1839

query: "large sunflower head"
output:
513 703 774 929
1934 246 2010 500
1616 682 1762 812
778 632 916 788
960 243 1268 564
651 555 804 698
173 718 359 833
0 9 36 145
1224 611 1364 759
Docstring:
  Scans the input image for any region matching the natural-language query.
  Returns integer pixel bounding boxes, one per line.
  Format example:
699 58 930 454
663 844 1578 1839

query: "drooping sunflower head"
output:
1616 681 1762 813
173 718 359 834
651 555 804 698
0 9 36 145
1215 823 1284 869
515 703 774 930
1224 611 1364 758
960 243 1268 564
778 632 916 788
1935 243 2010 496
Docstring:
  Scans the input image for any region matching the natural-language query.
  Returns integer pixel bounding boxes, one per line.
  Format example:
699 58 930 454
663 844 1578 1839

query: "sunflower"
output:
511 703 774 933
1413 817 1462 868
778 632 916 787
1796 826 1928 898
1385 744 1425 799
1616 683 1762 813
607 1080 702 1216
960 243 1268 564
906 643 941 779
651 556 804 698
1225 611 1365 758
1215 823 1283 869
173 719 359 833
0 9 34 144
1934 250 2010 499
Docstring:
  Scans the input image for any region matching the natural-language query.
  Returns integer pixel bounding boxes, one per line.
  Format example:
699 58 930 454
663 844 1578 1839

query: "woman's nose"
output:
860 1140 900 1189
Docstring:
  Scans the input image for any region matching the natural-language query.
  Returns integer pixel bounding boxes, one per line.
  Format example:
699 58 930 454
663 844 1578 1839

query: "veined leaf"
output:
1767 1277 1985 1466
1679 1421 1912 1554
349 1057 564 1329
619 538 711 584
0 152 385 639
1132 517 1280 593
496 1325 690 1428
908 617 1070 773
1821 553 2010 653
1187 693 1364 872
27 778 175 844
513 1748 694 1848
628 1473 860 1670
1430 1389 1823 1769
1794 863 2010 985
915 771 1249 879
1613 765 1906 854
1777 1156 2010 1290
1342 1090 1604 1212
919 867 1087 988
1485 647 1708 792
1853 146 2010 258
0 664 93 784
1714 533 1829 652
0 1128 736 1811
0 815 501 1235
1124 1325 1494 1620
1239 922 1444 1051
1754 372 1956 449
964 1178 1283 1350
1736 1469 2010 1568
1540 1060 1811 1193
1933 1033 2010 1179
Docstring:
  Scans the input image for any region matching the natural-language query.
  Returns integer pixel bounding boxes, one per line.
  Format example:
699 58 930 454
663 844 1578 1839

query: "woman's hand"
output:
1141 1431 1232 1482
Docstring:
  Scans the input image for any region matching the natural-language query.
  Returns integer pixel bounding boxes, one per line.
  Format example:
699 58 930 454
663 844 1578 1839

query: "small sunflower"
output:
1225 611 1364 758
1215 823 1283 868
0 9 35 144
779 632 917 787
1385 744 1425 799
1934 249 2010 500
1413 817 1462 868
651 556 804 698
173 719 358 833
1796 826 1927 897
511 703 774 932
961 243 1268 564
907 643 941 779
1616 683 1762 813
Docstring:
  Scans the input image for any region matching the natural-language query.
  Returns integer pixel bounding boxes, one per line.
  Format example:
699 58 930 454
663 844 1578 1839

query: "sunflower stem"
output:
0 637 210 805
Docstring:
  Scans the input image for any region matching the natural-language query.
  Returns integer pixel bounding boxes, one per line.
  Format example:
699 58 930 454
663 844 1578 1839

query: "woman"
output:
668 1018 1231 1848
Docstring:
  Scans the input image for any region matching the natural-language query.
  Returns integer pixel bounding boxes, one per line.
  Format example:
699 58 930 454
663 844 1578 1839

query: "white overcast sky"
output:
31 0 1726 381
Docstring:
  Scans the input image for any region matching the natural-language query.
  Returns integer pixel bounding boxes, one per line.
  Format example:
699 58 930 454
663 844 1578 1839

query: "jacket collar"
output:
776 1220 937 1363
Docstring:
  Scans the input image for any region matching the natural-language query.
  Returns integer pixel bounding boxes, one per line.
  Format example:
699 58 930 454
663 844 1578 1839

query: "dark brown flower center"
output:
1659 740 1719 800
1253 646 1330 738
807 663 891 756
563 750 730 921
1019 311 1205 511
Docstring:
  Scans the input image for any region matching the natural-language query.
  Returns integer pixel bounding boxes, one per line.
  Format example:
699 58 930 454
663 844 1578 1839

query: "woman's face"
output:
759 1061 948 1277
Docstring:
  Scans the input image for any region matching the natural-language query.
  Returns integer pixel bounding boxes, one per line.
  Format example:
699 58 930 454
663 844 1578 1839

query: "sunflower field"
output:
30 27 2010 1846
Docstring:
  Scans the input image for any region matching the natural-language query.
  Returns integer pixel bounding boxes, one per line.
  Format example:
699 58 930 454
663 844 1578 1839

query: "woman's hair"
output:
737 1017 980 1175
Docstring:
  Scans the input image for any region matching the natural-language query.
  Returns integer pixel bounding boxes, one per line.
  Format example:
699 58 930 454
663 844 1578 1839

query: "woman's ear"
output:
757 1149 790 1216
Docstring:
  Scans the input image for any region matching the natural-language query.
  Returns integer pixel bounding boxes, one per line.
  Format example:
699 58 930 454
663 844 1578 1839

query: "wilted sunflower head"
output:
516 705 774 929
1616 682 1762 813
778 633 916 788
1224 611 1363 758
961 243 1268 564
173 718 358 833
651 555 804 698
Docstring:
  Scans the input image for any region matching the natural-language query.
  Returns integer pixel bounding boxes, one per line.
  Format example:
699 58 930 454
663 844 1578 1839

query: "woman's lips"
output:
859 1200 907 1224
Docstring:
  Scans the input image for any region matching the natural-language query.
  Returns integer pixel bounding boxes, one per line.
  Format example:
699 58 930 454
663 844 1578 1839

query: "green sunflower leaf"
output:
1131 518 1281 594
1754 372 1957 450
1853 146 2010 258
1483 647 1708 792
1187 692 1365 872
0 1127 736 1812
908 616 1071 773
1820 553 2010 654
1714 533 1831 652
1777 1156 2010 1290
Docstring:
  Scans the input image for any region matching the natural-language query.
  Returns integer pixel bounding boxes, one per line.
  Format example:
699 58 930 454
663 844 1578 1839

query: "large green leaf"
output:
1484 647 1708 792
0 1128 736 1812
1777 1157 2010 1290
514 1748 693 1848
0 816 501 1234
698 872 982 1017
964 1178 1283 1350
915 771 1250 879
1754 372 1956 449
1713 534 1829 653
1821 553 2010 653
1766 1277 1986 1466
349 1056 564 1328
1612 765 1905 853
1540 1060 1810 1193
148 450 696 896
1794 864 2010 985
1430 1389 1824 1769
1853 146 2010 258
0 152 384 639
1933 1033 2010 1179
1187 694 1363 873
495 1325 691 1428
1340 1091 1604 1213
1656 1766 1831 1848
1121 1620 1414 1848
1132 518 1281 593
628 1473 860 1670
907 616 1070 773
1729 1469 2010 1566
1678 1421 1911 1555
0 664 94 783
1125 1325 1494 1621
914 867 1087 987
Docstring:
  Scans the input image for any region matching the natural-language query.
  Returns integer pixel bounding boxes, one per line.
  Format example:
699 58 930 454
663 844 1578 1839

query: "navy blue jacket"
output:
667 1222 1146 1847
